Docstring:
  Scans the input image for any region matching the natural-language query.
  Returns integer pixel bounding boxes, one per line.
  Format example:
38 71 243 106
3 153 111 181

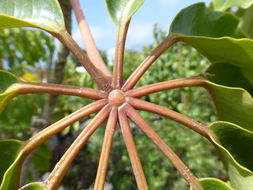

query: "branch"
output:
56 30 112 91
127 98 213 140
112 20 131 88
122 35 178 91
94 107 118 190
45 104 111 190
118 106 149 190
125 104 202 190
19 82 108 100
70 0 112 80
22 99 108 156
126 77 206 98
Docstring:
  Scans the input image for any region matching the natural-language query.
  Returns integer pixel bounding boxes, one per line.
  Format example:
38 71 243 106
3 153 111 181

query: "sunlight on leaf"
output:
105 0 145 25
20 182 45 190
212 0 253 11
170 3 239 38
190 178 233 190
0 0 65 33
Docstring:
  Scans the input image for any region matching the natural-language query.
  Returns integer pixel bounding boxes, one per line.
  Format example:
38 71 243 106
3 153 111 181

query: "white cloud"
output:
72 24 116 50
126 22 154 48
106 47 115 66
72 22 156 50
90 25 105 41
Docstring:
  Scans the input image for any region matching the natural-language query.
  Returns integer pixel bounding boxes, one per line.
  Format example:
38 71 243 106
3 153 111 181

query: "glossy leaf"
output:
105 0 145 25
170 3 253 89
206 63 253 96
0 70 21 113
212 0 253 11
205 81 253 131
209 122 253 190
180 37 253 85
0 140 24 190
170 3 239 38
0 0 65 33
190 178 233 190
20 182 45 190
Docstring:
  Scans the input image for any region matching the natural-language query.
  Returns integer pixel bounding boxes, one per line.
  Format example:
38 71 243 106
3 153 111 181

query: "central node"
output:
108 89 126 106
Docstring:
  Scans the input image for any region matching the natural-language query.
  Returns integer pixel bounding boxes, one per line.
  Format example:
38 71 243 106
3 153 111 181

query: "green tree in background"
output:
1 0 253 189
0 26 225 189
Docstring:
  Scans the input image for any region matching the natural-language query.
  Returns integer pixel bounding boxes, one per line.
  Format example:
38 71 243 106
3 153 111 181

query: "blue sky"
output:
72 0 210 51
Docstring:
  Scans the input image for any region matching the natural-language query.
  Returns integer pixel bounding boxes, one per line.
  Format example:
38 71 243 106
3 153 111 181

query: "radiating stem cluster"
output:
15 1 218 190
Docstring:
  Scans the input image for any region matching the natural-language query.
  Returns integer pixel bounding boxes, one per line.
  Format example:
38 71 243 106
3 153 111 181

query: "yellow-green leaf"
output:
190 178 233 190
0 140 24 190
0 70 21 113
212 0 253 11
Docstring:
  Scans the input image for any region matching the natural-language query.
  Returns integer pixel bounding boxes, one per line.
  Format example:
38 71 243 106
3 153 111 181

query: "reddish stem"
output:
45 104 111 190
56 30 112 91
94 107 118 190
127 98 212 140
112 21 131 89
126 104 202 190
122 35 179 91
71 0 112 80
126 77 206 98
118 106 149 190
19 82 108 100
22 99 108 155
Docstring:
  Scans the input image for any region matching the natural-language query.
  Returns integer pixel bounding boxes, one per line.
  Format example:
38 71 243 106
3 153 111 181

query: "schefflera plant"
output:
1 0 253 189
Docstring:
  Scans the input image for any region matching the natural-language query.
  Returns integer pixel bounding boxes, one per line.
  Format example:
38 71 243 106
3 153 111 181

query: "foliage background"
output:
0 23 227 189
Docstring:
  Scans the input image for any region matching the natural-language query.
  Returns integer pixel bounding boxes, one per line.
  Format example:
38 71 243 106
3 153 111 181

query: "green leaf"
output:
20 182 45 190
0 70 21 113
239 5 253 38
206 63 253 95
180 37 253 85
0 140 24 190
170 3 253 90
170 3 239 38
0 0 65 33
205 81 253 131
212 0 253 11
190 178 233 190
105 0 145 25
209 122 253 190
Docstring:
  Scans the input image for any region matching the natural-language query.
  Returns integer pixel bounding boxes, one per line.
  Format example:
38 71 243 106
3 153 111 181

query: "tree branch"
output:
127 98 213 140
19 82 108 100
70 0 112 80
125 104 202 190
122 35 178 91
118 106 149 190
126 77 206 98
56 31 112 91
94 107 118 190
